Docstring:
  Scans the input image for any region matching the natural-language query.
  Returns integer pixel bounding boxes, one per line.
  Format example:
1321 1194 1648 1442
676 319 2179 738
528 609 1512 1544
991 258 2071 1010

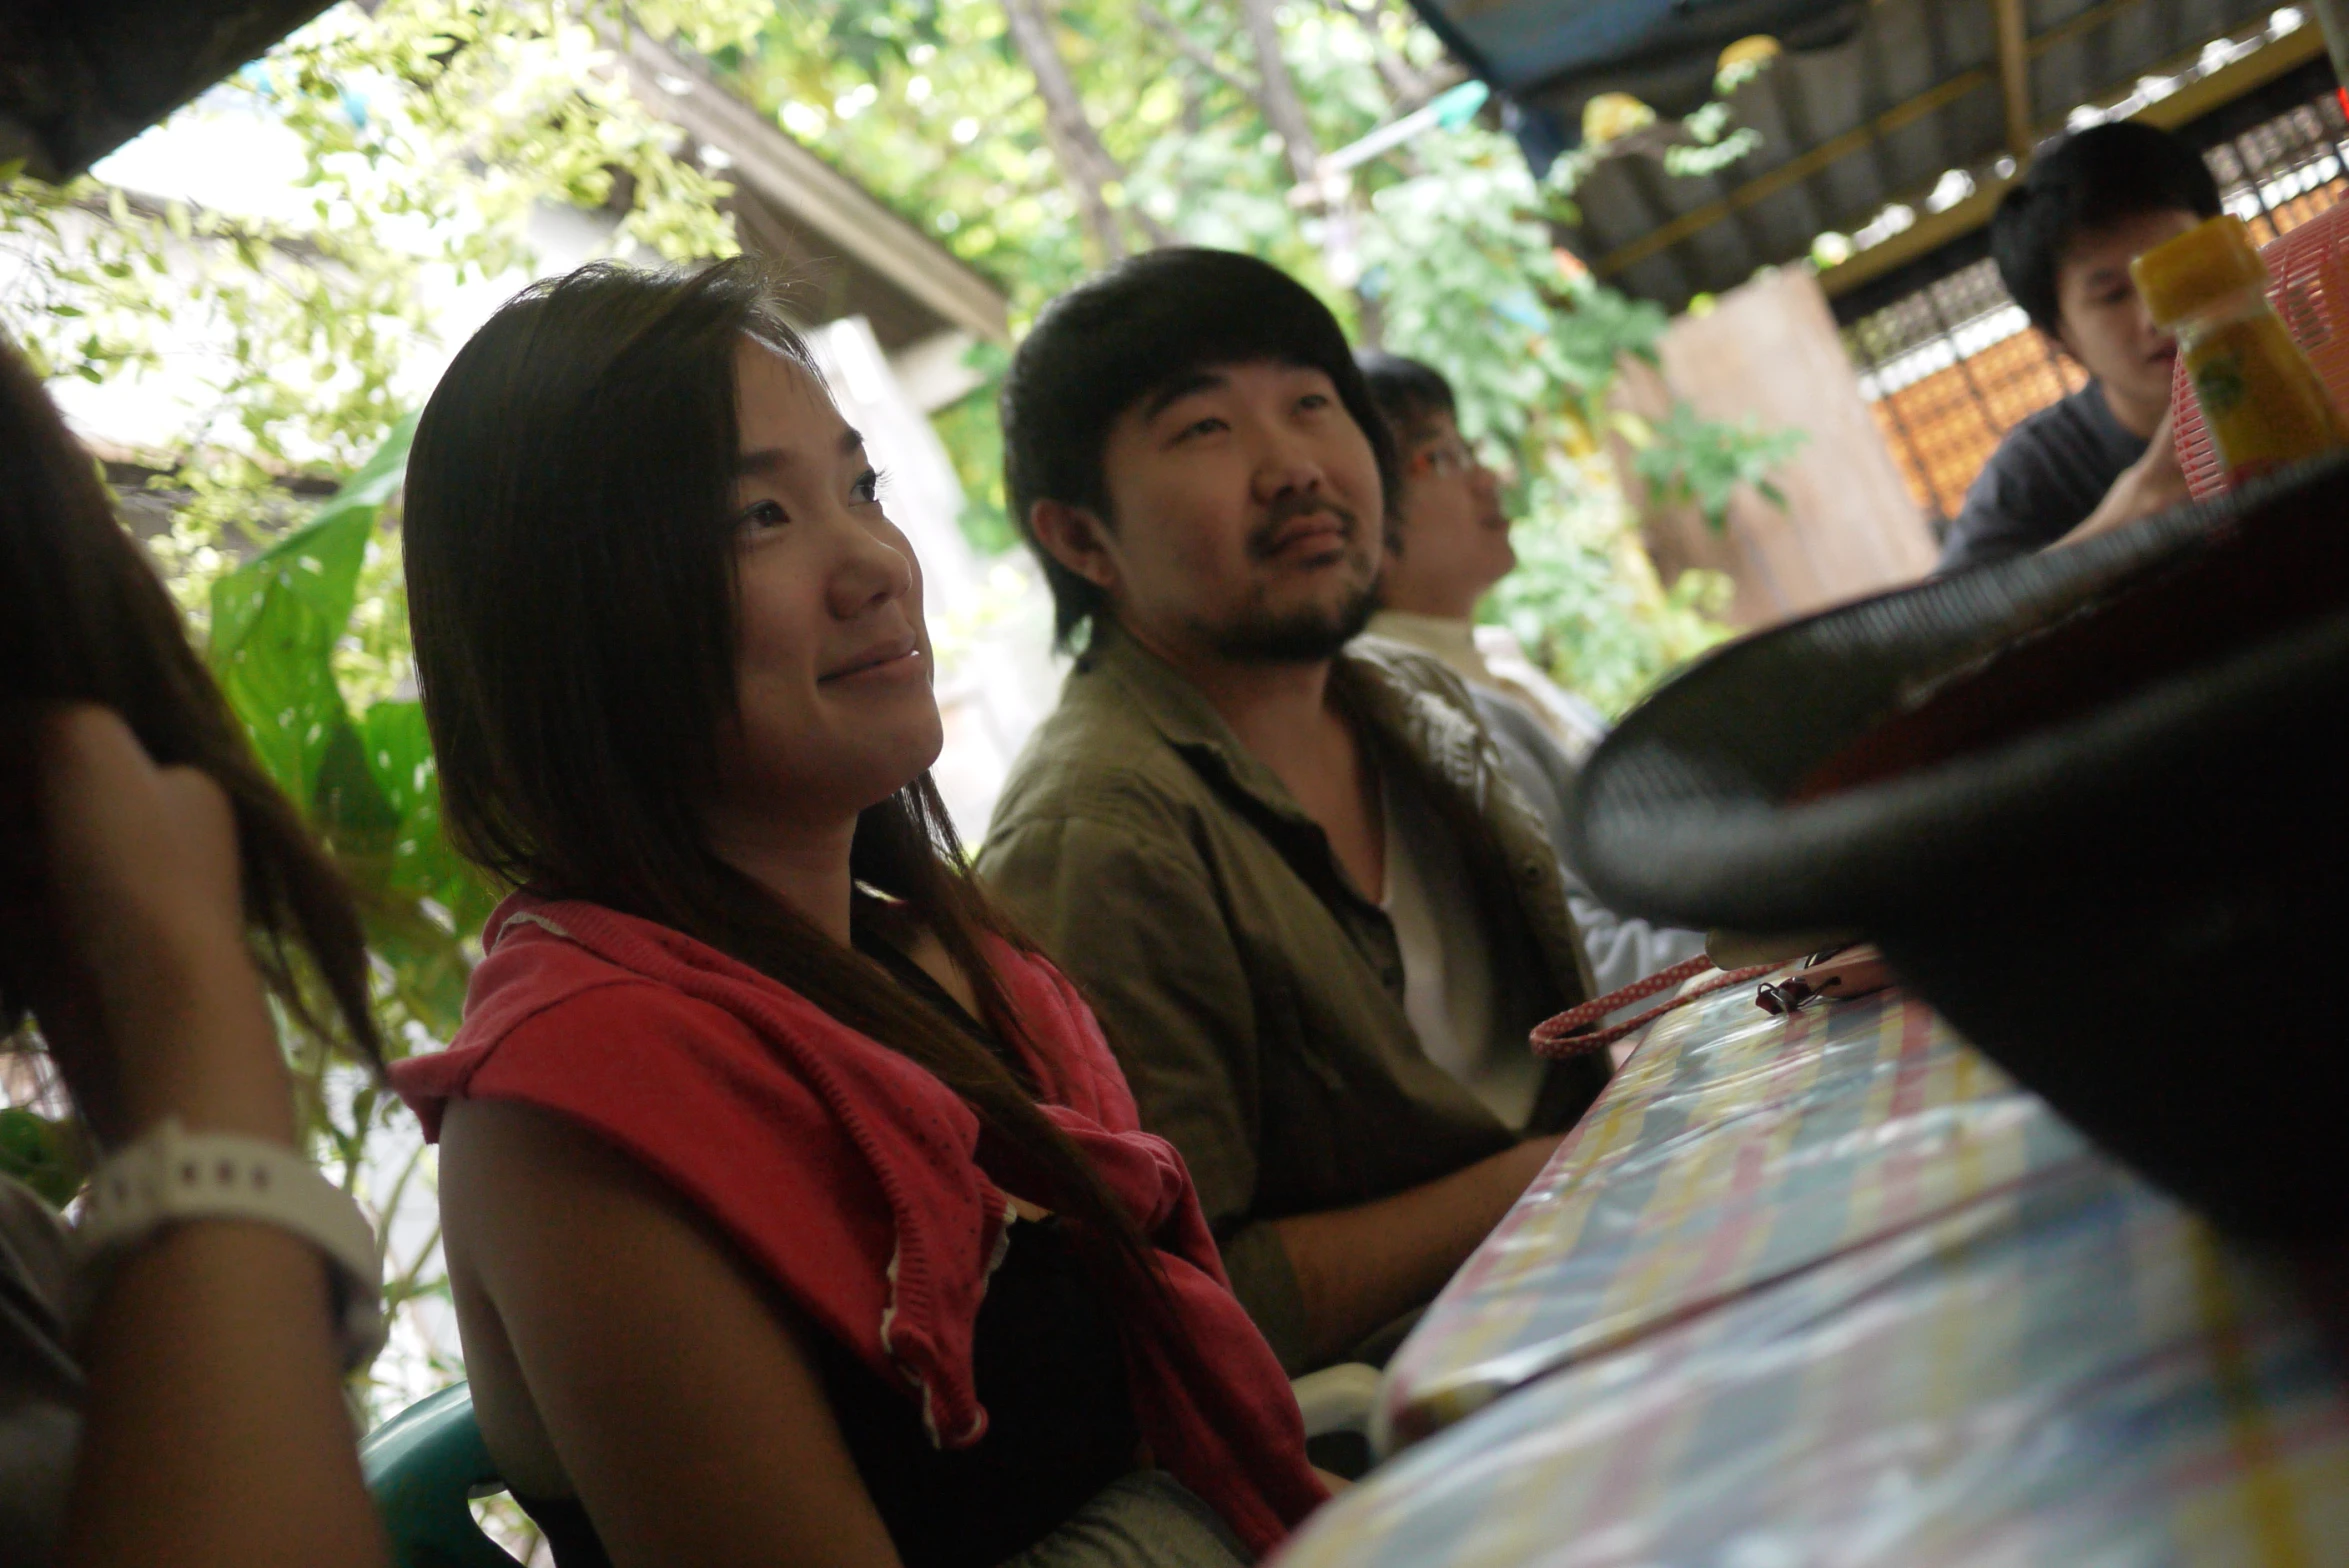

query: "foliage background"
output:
0 0 1798 1468
711 0 1773 702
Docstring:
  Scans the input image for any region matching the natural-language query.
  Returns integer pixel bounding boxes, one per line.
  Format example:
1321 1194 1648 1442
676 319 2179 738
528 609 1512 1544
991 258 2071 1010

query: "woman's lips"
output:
821 640 924 684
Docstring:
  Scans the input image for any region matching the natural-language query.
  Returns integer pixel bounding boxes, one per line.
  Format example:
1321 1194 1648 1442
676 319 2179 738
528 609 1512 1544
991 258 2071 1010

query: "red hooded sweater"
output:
390 893 1324 1558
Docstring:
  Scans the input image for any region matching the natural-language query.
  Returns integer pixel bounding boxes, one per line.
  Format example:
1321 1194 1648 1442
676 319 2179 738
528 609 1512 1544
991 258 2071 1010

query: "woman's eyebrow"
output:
735 427 865 477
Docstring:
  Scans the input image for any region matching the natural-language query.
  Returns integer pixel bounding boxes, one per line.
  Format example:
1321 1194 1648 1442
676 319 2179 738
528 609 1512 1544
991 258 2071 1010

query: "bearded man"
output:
977 250 1606 1374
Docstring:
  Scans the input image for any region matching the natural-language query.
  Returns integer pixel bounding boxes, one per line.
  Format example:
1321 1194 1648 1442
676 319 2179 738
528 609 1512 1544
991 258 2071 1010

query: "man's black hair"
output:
1001 247 1399 649
1355 350 1457 446
1992 120 2222 339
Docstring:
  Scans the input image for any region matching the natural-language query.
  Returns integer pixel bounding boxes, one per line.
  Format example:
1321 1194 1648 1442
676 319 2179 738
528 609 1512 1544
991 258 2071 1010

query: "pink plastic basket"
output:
2173 203 2349 498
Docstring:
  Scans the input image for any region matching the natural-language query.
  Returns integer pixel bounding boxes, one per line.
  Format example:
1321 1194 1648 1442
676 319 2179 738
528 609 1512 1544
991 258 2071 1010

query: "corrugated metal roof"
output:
1408 0 2311 311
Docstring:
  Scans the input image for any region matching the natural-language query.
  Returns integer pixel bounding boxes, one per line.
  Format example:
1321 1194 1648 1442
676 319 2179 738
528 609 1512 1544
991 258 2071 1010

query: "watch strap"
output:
75 1118 386 1371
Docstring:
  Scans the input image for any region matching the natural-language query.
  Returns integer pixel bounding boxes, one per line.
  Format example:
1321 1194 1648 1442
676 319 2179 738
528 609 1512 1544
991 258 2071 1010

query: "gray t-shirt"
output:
1937 381 2147 574
0 1174 78 1568
1469 689 1708 1001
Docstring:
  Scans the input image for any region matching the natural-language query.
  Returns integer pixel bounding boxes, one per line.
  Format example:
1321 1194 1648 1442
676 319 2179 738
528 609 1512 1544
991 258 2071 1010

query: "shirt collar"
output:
1364 611 1494 687
1081 621 1368 831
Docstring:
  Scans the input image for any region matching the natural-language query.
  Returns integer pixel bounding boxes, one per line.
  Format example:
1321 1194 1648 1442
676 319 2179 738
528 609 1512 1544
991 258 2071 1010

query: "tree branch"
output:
1137 0 1260 101
1234 0 1321 188
1001 0 1133 262
1314 0 1451 108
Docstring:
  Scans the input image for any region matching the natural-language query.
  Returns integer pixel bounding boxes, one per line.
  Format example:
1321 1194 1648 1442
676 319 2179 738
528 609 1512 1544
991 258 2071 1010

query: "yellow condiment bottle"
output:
2132 214 2348 487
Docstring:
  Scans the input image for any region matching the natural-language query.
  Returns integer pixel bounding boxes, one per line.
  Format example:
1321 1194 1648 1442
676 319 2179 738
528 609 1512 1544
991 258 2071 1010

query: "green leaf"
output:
203 413 490 1042
0 1108 86 1209
208 412 417 848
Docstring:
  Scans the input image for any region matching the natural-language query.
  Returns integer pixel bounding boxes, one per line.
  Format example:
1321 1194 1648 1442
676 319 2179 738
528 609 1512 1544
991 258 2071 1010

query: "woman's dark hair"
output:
403 259 1160 1283
0 335 379 1067
1993 120 2223 339
1001 247 1399 649
1354 350 1457 449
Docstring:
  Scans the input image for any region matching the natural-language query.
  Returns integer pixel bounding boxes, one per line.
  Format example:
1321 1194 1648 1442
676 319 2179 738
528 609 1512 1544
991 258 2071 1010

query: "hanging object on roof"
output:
1395 0 1865 174
1580 92 1656 147
1716 35 1784 77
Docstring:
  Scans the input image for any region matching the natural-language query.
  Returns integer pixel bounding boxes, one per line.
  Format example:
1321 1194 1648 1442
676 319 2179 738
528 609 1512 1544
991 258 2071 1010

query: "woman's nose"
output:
829 517 916 618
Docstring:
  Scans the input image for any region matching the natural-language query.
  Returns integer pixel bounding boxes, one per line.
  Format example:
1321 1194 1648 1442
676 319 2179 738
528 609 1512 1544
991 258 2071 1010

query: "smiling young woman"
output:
389 260 1325 1568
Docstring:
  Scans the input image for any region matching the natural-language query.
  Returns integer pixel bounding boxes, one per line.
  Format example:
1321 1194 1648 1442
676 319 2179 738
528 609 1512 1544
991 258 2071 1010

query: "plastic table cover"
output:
1273 982 2349 1566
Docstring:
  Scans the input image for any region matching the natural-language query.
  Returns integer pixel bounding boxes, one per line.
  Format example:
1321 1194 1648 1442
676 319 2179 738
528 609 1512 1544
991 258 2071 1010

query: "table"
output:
1275 980 2349 1566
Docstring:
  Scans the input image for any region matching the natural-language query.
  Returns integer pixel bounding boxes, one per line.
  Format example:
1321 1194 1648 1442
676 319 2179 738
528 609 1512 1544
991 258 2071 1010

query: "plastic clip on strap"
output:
73 1117 386 1370
1531 956 1778 1060
1535 944 1897 1061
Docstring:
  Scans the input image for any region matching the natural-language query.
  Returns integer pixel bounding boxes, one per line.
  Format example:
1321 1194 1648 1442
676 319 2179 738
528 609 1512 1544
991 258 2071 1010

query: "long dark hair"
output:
403 260 1159 1280
0 334 380 1069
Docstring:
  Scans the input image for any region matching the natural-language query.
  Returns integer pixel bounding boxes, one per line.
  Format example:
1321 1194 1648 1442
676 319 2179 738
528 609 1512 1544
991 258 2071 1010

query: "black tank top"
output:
512 936 1142 1568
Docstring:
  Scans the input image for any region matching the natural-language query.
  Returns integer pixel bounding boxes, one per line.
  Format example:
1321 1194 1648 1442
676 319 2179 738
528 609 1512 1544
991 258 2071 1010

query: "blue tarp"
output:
1400 0 1865 170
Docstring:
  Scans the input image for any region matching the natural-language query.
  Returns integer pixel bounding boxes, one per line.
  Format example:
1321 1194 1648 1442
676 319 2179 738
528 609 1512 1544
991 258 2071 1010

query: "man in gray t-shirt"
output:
1936 122 2220 575
1939 380 2147 573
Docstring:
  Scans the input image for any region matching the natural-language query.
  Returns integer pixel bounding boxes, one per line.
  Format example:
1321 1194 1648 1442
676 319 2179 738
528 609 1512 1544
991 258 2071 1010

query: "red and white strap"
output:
1531 956 1780 1060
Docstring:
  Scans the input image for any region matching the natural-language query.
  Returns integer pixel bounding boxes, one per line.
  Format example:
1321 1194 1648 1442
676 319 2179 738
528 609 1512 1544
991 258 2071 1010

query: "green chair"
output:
363 1364 1382 1563
360 1382 522 1568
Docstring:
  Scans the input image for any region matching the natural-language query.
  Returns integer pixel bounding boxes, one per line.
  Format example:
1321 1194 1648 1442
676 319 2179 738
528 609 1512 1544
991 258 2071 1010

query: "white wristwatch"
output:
74 1117 387 1371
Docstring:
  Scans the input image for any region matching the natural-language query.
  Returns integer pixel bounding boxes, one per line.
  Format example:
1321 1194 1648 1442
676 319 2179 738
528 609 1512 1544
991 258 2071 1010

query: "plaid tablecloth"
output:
1276 981 2349 1566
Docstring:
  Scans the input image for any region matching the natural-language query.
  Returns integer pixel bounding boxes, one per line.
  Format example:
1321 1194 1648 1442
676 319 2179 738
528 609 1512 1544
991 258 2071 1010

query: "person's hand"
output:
2066 405 2192 546
25 705 293 1148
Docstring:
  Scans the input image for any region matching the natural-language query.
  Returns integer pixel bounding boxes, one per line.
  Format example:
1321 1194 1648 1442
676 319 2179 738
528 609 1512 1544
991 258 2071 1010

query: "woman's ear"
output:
1028 500 1120 593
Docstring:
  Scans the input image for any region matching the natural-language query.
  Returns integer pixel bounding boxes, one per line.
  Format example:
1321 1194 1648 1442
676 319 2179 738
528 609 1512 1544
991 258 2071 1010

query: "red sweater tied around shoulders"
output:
390 893 1324 1558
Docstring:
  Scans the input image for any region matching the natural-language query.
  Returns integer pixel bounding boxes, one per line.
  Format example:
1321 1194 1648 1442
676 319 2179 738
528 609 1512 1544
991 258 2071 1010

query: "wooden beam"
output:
620 37 1010 345
1597 0 2330 286
1596 67 1994 277
2023 0 2146 63
1816 21 2330 297
2132 17 2326 131
1813 177 2013 298
1994 0 2033 157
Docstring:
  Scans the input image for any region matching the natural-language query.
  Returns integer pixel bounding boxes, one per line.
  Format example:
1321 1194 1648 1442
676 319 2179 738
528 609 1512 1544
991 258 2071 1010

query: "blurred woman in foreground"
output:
0 336 389 1567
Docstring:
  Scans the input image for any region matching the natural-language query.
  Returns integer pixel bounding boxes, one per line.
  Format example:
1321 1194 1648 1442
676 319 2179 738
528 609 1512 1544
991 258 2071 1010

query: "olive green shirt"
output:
977 628 1605 1371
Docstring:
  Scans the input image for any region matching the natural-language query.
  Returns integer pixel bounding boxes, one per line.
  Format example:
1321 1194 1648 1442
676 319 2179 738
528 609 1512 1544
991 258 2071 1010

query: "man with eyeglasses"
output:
1357 350 1707 996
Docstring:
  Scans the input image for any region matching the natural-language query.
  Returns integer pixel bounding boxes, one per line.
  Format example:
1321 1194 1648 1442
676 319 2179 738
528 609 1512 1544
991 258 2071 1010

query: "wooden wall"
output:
1617 267 1938 628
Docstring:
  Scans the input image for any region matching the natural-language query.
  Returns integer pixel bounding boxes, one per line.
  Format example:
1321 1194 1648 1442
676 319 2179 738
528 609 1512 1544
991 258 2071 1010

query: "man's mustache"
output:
1246 496 1362 561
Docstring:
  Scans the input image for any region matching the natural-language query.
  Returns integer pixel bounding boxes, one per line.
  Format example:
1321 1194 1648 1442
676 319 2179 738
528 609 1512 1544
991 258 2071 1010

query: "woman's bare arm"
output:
439 1096 906 1568
35 707 388 1568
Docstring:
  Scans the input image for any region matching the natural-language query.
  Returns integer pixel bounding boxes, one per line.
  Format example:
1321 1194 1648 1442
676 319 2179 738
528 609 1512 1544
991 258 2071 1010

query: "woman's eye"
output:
1174 416 1226 443
1298 392 1331 412
738 499 789 530
851 469 882 505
